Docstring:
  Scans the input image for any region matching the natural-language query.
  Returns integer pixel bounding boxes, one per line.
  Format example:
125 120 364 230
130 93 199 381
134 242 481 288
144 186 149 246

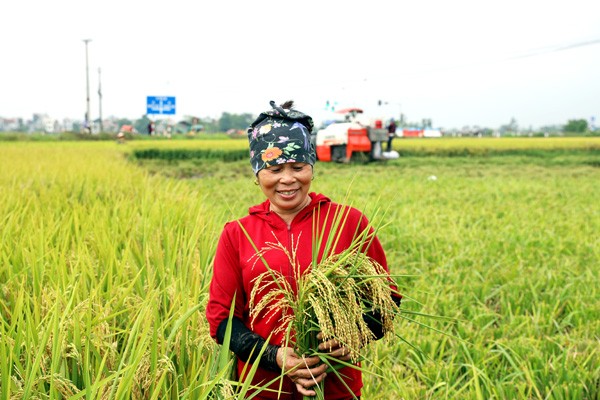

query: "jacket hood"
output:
248 192 330 228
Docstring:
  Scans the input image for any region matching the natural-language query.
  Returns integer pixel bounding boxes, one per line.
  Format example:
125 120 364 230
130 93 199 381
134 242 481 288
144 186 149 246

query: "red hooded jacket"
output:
206 193 393 399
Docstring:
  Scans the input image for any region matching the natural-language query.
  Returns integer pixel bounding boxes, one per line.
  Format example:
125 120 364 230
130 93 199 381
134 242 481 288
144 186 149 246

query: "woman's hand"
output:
276 347 327 396
317 333 353 362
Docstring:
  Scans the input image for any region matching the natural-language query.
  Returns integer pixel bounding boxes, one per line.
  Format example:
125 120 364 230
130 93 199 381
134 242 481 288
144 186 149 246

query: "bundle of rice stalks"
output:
249 231 400 398
301 250 398 360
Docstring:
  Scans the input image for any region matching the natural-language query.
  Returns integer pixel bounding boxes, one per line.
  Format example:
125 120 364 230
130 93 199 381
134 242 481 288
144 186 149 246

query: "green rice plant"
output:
131 148 250 162
393 136 600 151
1 138 598 399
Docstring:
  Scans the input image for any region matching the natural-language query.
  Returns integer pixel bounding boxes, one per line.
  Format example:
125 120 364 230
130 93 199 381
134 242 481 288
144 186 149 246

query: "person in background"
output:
386 118 397 152
206 100 400 399
147 121 154 135
116 131 125 144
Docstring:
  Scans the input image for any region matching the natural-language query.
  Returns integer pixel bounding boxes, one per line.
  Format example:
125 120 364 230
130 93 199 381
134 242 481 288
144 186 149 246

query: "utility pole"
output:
98 67 103 133
83 39 92 133
378 99 403 126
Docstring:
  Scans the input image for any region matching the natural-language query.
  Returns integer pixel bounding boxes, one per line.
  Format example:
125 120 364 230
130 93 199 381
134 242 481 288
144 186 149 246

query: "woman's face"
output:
257 162 313 218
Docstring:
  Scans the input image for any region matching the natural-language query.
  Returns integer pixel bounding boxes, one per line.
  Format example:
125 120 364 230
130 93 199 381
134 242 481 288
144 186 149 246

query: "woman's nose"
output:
279 169 296 183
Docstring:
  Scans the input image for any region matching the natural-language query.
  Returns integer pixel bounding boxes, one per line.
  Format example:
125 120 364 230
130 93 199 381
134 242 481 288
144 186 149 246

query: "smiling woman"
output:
205 100 401 399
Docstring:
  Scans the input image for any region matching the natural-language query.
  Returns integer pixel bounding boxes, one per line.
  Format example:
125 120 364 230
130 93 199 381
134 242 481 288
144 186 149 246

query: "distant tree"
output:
116 118 133 127
218 112 235 132
540 124 562 136
127 112 254 135
563 119 588 133
218 112 254 132
481 127 494 136
200 118 219 133
499 117 519 135
134 116 152 134
71 121 82 133
16 118 27 133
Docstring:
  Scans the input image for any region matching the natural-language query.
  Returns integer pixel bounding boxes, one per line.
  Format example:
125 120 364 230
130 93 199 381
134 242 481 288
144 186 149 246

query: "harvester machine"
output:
314 108 399 163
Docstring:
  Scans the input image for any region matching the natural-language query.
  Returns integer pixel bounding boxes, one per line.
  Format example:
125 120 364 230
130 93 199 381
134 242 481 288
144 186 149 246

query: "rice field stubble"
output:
0 138 598 399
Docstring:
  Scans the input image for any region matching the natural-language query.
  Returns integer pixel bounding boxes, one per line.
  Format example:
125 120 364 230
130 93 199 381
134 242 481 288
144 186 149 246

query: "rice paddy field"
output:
1 137 599 399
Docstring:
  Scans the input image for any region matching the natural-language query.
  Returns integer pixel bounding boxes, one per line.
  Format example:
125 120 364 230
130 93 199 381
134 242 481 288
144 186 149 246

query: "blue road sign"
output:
147 96 176 115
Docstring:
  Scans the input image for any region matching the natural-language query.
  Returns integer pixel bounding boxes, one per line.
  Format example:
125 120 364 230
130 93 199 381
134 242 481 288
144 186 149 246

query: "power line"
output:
314 37 600 86
505 38 600 61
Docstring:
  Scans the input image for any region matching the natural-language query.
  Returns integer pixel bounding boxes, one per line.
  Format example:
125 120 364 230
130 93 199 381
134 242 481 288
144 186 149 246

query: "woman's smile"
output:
277 188 299 196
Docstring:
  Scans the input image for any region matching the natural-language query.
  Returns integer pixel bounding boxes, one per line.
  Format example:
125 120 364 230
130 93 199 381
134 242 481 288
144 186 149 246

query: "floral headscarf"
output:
247 101 315 174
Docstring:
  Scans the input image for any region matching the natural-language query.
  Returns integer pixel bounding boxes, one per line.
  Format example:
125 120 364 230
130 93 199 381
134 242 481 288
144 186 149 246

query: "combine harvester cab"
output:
315 108 399 163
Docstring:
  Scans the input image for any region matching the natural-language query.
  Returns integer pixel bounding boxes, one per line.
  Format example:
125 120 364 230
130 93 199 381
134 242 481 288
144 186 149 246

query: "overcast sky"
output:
1 0 599 129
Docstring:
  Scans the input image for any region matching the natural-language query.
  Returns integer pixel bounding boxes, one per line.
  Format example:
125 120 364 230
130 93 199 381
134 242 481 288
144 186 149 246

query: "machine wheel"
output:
330 145 347 163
